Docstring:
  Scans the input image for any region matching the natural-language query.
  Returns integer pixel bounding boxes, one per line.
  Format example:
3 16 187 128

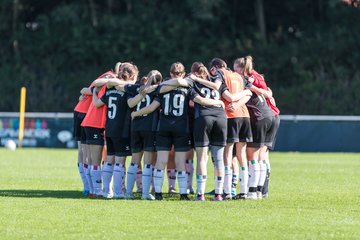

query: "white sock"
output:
102 162 113 194
136 168 142 192
248 160 260 193
151 167 155 192
232 173 238 189
196 175 206 195
224 165 232 194
113 163 125 195
239 166 249 194
91 165 102 195
167 169 176 190
258 160 267 192
142 164 152 195
177 171 188 194
215 176 224 195
265 159 271 173
84 164 93 194
153 169 164 193
185 160 194 189
126 163 138 194
78 163 89 191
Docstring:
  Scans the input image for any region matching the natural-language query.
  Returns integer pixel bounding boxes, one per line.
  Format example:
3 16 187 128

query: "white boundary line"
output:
0 112 360 121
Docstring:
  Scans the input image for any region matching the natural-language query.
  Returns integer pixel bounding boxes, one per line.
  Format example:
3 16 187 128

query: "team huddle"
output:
73 56 280 201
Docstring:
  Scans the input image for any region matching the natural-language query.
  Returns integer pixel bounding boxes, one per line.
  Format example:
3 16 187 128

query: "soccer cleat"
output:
180 194 190 201
104 192 114 199
211 194 223 201
155 192 163 201
187 187 195 194
141 193 155 200
256 191 263 200
113 193 125 199
262 192 269 199
195 194 205 201
234 193 247 200
223 194 232 200
247 192 258 200
125 193 134 200
168 187 177 194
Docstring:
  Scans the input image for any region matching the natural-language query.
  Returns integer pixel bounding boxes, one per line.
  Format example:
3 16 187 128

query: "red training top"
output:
74 82 94 113
81 71 113 129
249 70 280 116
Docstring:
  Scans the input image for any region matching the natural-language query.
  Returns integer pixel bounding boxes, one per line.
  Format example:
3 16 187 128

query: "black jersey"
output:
154 85 190 132
100 87 131 138
127 84 159 132
187 77 227 118
244 78 274 121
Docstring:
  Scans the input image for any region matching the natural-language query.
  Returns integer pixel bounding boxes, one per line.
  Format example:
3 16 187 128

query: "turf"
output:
0 149 359 239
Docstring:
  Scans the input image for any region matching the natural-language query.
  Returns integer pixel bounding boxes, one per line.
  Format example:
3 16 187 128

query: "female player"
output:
124 70 162 200
92 62 138 198
234 56 280 199
190 58 252 200
80 69 117 197
73 83 94 195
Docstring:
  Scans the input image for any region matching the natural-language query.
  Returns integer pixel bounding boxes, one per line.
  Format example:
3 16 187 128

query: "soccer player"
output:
92 62 138 198
190 58 252 200
73 82 94 195
234 56 280 198
124 70 162 200
80 70 116 197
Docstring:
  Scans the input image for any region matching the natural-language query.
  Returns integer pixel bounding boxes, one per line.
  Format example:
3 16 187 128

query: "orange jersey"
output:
80 71 113 129
74 82 94 113
220 69 250 118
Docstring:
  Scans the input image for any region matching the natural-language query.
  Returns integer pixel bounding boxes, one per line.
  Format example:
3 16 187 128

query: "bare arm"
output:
93 78 110 87
92 87 105 108
80 87 92 95
190 74 221 90
128 85 159 108
193 96 224 108
226 95 251 112
131 100 160 119
127 93 145 108
249 85 272 99
160 78 189 87
222 89 252 102
108 78 136 90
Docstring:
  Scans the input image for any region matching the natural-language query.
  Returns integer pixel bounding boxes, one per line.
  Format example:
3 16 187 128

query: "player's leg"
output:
113 138 131 198
141 131 157 200
185 148 195 194
167 146 176 194
174 133 191 200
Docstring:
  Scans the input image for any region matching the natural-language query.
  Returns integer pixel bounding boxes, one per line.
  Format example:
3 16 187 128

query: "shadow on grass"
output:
0 189 85 199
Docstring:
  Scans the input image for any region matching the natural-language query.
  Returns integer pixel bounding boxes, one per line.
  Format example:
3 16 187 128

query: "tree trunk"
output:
12 0 19 55
88 0 98 27
254 0 267 44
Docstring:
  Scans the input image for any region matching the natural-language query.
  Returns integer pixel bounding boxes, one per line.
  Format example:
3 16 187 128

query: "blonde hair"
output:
191 62 210 79
119 62 139 81
234 56 253 76
114 62 122 76
145 70 163 87
170 62 185 78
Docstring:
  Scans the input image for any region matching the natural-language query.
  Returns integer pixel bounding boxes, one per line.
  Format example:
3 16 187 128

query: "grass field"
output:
0 148 359 239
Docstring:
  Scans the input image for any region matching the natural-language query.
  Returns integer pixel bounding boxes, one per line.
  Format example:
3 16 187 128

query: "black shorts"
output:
247 116 275 148
73 111 86 141
80 127 87 144
106 137 131 157
84 127 105 146
227 117 253 143
267 115 280 150
193 115 227 147
131 131 156 153
156 131 190 152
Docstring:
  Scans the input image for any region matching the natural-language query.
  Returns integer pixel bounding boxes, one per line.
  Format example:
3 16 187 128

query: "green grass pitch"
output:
0 148 359 239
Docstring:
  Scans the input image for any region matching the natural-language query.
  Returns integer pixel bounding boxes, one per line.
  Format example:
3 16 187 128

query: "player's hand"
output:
226 103 235 112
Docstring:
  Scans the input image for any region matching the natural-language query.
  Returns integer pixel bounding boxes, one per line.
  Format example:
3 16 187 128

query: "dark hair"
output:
191 62 210 79
209 58 227 69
